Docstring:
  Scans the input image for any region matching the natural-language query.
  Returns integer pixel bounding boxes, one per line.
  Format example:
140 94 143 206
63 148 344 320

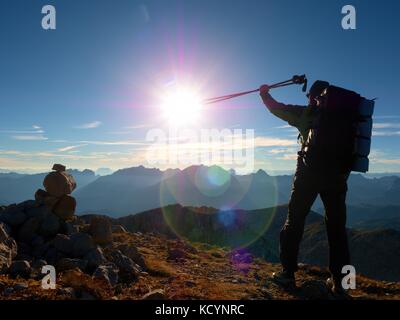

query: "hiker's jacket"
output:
261 92 318 144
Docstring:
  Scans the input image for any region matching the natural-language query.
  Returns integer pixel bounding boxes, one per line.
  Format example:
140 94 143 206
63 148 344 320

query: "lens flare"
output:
158 167 280 250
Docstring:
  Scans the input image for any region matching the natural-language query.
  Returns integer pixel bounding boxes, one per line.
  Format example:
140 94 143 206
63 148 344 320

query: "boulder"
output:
44 247 63 265
57 287 76 299
35 189 59 210
117 244 147 270
70 232 95 257
18 217 42 243
30 259 48 280
10 260 31 278
57 258 88 272
0 238 17 274
39 213 61 237
17 200 39 211
0 254 10 274
34 189 48 203
52 164 66 172
301 280 333 300
52 234 73 255
32 241 49 258
93 264 119 287
142 289 166 300
60 221 75 236
62 268 86 288
0 205 27 227
43 170 76 197
0 222 11 243
32 259 48 270
107 250 141 283
53 195 76 221
15 241 31 257
31 235 45 248
89 217 112 245
112 225 128 233
25 205 51 219
84 247 106 271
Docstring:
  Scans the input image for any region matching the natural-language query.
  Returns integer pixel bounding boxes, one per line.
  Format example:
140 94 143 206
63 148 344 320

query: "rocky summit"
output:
0 164 399 300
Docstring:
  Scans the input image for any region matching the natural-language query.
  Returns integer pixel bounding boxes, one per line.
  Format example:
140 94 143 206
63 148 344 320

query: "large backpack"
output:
302 85 374 174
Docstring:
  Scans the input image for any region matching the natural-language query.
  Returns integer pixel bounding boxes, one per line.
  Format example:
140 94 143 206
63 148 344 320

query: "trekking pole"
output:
203 74 307 105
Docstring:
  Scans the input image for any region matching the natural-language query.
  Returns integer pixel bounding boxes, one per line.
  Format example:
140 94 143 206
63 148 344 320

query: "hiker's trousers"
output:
280 156 351 278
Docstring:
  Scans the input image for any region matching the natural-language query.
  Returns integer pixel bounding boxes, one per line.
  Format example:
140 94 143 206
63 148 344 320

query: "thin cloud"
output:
1 130 44 134
12 135 48 141
377 159 400 164
254 136 297 147
139 4 150 22
75 121 102 129
268 148 297 154
0 150 24 155
373 123 400 129
109 124 152 135
124 124 153 130
0 125 44 135
372 131 400 136
78 140 148 146
373 115 400 120
57 144 87 152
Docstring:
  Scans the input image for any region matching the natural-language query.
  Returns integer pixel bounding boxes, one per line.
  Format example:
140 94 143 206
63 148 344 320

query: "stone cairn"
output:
0 164 146 289
36 163 77 221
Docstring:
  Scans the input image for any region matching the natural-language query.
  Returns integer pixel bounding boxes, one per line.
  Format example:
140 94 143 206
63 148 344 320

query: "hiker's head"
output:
307 80 329 106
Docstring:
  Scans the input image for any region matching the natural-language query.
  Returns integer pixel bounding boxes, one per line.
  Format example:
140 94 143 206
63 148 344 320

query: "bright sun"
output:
160 87 203 126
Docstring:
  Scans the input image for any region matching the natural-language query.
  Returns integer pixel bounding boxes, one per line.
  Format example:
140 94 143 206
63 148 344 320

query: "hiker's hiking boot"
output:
326 277 352 299
271 270 296 288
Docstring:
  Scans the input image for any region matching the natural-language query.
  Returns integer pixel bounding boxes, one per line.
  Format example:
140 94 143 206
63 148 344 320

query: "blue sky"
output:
1 0 399 173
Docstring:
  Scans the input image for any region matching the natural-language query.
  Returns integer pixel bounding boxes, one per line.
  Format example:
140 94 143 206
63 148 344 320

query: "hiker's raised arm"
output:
259 85 285 111
259 84 304 126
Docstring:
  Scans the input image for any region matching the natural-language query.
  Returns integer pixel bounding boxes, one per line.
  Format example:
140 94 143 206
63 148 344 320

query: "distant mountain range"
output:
112 204 400 282
1 165 399 231
0 169 97 205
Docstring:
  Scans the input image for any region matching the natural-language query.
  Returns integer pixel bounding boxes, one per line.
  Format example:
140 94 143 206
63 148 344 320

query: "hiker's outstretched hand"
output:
259 84 270 96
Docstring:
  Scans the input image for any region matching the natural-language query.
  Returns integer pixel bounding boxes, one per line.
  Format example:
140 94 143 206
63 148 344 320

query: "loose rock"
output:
52 234 73 255
89 216 112 245
0 206 27 227
18 217 41 243
53 195 76 221
84 247 107 271
70 232 95 257
35 189 59 210
52 164 66 172
0 222 11 243
57 258 88 272
39 213 61 237
112 225 128 233
93 263 119 287
10 260 31 278
142 289 166 300
117 243 147 270
107 250 141 283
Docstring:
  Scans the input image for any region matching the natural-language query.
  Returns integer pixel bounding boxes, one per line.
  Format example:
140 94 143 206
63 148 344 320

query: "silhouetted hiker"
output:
259 81 351 294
